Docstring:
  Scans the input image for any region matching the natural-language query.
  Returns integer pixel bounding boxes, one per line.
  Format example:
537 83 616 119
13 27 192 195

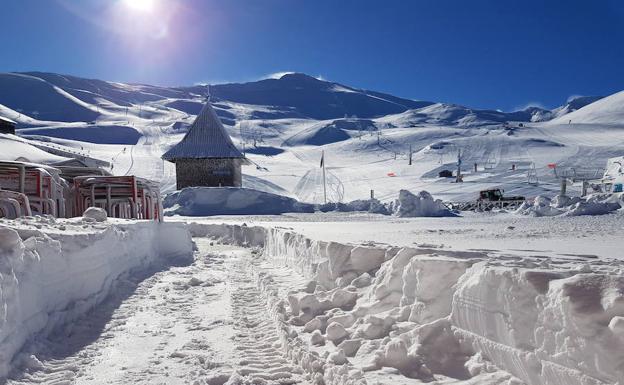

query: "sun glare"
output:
123 0 156 12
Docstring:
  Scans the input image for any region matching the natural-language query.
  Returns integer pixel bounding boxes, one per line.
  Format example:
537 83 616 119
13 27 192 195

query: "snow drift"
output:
318 198 390 215
166 187 453 218
516 193 622 217
163 187 315 216
190 222 624 385
391 190 457 217
0 218 193 378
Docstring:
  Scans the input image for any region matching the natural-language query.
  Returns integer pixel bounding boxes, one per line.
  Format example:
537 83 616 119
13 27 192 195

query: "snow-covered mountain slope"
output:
549 91 624 125
0 71 558 128
0 73 101 123
0 70 623 203
551 95 604 118
0 134 68 163
377 103 552 128
187 72 435 120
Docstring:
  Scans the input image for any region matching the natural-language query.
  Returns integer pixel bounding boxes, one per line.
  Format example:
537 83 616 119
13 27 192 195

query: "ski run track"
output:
1 217 624 385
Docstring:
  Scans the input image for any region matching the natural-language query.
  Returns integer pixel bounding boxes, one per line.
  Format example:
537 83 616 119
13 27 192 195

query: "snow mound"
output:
282 120 352 146
83 207 107 222
392 190 457 217
516 193 622 217
317 191 453 217
163 187 314 216
565 193 622 216
317 198 390 215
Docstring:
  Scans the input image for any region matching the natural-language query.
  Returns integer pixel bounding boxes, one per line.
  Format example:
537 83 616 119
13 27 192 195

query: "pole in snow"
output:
321 150 327 204
409 144 413 165
456 148 462 183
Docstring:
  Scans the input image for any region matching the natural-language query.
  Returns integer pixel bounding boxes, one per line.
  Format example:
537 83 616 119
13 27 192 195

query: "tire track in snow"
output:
227 252 309 385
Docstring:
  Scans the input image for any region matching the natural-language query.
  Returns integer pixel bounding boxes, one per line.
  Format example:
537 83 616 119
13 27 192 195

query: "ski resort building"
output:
0 115 16 134
162 101 245 189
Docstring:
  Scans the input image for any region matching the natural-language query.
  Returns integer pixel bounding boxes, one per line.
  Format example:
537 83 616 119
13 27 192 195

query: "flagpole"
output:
322 150 327 204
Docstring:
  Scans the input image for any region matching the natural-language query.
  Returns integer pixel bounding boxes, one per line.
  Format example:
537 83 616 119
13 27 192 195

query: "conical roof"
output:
162 101 244 160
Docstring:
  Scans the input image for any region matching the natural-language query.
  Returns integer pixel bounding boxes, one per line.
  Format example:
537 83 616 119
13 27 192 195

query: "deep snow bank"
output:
516 193 623 217
168 187 453 218
163 187 314 216
391 189 457 217
192 222 624 385
318 198 390 215
0 217 193 378
320 190 456 217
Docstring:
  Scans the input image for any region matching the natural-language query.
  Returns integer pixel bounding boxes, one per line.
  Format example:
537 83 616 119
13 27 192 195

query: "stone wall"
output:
175 158 242 189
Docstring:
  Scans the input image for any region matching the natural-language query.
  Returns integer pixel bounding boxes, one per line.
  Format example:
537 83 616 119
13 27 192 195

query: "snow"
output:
184 221 624 385
548 91 624 125
1 212 623 383
162 101 244 160
163 187 314 216
283 120 353 146
0 134 68 163
283 119 377 146
516 193 623 217
391 190 457 217
164 187 456 218
82 206 107 221
0 217 192 378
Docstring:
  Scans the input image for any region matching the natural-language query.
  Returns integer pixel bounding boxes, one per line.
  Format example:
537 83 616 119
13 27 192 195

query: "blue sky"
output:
2 0 624 111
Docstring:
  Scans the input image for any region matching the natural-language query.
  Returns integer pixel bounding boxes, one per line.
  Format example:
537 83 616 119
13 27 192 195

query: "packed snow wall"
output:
0 220 193 378
190 222 624 385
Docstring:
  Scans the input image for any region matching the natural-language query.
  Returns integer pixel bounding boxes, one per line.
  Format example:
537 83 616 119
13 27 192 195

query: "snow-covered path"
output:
229 254 308 384
7 239 308 385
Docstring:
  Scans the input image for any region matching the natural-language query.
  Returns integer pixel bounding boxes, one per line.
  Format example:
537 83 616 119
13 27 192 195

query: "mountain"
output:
377 103 553 128
0 71 619 133
552 96 604 119
186 73 435 120
0 73 101 123
1 70 622 204
0 71 436 126
551 95 605 119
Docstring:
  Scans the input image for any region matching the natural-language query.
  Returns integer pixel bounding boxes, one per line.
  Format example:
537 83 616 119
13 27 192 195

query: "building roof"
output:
162 101 244 161
0 115 17 125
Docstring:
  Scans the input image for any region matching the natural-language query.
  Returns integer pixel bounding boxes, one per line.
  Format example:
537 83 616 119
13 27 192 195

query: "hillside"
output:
1 71 565 128
549 91 624 125
0 71 623 202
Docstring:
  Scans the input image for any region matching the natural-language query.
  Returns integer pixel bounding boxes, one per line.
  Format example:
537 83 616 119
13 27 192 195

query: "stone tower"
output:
162 101 245 189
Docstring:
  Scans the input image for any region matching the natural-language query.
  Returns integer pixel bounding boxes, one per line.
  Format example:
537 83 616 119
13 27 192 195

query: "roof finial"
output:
206 85 211 102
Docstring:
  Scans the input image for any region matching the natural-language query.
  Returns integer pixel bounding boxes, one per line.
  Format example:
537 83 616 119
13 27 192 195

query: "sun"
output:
123 0 156 12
